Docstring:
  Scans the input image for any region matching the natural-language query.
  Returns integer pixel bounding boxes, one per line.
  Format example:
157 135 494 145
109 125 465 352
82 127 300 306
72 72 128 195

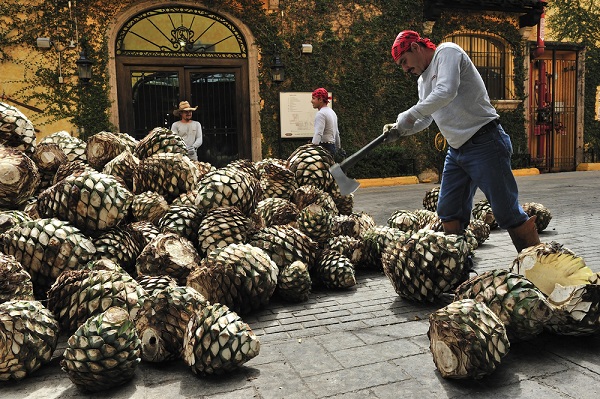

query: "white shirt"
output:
312 106 341 149
171 120 203 149
399 42 499 149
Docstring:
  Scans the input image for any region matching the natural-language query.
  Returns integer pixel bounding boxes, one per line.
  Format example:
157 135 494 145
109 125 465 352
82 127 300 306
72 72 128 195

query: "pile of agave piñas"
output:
427 242 600 379
0 103 438 391
420 188 600 380
0 103 577 390
0 103 357 391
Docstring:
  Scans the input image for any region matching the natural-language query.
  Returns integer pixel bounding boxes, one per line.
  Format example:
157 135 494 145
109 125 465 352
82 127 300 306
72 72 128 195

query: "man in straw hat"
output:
381 30 539 253
171 100 203 161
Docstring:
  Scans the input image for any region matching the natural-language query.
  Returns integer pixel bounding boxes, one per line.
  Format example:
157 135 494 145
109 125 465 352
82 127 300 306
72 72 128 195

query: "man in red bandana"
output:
311 87 341 156
383 30 539 253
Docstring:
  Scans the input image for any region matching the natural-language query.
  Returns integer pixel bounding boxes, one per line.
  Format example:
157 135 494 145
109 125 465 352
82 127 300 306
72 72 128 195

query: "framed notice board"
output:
279 92 333 139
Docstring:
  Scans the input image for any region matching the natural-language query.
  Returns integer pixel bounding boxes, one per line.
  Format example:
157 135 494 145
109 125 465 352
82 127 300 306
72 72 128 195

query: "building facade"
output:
0 0 586 171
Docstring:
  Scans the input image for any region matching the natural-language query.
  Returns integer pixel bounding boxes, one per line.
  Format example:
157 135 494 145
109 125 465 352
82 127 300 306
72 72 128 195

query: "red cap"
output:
312 88 329 103
391 30 437 62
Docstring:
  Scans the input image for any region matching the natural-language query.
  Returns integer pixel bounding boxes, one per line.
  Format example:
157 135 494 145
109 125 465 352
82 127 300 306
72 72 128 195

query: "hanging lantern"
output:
76 48 94 84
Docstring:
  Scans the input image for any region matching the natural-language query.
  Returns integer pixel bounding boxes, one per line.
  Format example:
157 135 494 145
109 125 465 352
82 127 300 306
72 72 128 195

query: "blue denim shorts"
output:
436 121 528 230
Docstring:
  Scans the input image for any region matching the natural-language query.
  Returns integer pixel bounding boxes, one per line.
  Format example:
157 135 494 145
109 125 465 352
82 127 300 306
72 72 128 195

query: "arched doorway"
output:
109 4 261 167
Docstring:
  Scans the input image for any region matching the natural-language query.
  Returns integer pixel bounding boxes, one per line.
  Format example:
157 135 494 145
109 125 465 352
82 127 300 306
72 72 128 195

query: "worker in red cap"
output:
382 30 539 253
311 87 341 156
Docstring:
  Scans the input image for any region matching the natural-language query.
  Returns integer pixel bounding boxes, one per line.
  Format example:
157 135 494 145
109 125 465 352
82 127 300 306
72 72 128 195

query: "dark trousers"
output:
437 121 527 230
320 142 336 156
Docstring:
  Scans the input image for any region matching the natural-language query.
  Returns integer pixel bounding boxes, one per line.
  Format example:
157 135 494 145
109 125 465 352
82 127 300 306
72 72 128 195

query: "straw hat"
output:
173 101 198 116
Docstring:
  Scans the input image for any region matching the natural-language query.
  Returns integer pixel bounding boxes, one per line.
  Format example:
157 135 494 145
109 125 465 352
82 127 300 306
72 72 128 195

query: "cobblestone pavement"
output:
4 171 600 399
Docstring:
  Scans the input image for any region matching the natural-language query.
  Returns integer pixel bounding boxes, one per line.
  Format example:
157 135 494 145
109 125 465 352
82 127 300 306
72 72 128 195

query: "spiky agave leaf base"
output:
455 270 553 341
428 299 510 379
135 286 209 362
0 300 59 381
382 230 469 302
183 304 260 376
277 261 312 302
61 307 141 392
546 283 600 336
0 254 34 303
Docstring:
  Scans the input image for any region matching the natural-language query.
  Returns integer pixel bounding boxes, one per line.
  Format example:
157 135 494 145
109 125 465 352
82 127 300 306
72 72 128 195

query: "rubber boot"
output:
442 220 463 235
507 216 541 253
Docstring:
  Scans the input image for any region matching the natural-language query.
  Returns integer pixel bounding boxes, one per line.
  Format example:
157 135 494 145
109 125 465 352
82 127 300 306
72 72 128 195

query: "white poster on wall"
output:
279 92 333 139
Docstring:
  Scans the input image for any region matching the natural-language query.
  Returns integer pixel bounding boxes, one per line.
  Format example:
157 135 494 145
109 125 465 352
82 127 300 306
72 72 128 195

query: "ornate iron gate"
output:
131 71 179 137
528 48 579 172
189 71 239 166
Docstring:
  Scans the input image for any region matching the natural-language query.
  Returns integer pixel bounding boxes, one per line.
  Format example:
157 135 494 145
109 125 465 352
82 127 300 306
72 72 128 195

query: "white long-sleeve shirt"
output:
170 120 203 149
398 42 499 149
312 106 341 150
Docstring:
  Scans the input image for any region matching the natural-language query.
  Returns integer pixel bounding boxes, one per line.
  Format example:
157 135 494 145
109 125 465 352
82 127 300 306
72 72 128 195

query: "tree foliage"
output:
546 0 600 45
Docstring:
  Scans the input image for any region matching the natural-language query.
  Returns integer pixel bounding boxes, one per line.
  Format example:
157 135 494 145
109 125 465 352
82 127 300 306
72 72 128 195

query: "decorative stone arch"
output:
106 0 262 160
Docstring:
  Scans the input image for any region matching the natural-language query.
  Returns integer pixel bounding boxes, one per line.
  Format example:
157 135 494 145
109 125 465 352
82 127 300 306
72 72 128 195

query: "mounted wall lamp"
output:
270 45 285 83
75 47 94 85
36 37 68 83
301 44 313 54
36 37 53 49
36 37 67 52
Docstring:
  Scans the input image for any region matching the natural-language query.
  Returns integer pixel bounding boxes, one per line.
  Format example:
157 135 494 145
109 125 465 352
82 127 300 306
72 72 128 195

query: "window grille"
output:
116 7 247 58
443 33 515 100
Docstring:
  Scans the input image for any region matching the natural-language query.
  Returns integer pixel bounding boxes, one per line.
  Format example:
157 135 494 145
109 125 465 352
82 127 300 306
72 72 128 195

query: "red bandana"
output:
312 88 329 103
391 30 437 62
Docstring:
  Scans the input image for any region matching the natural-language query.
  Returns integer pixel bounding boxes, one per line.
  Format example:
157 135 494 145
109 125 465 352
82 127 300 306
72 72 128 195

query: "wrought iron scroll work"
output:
116 7 247 58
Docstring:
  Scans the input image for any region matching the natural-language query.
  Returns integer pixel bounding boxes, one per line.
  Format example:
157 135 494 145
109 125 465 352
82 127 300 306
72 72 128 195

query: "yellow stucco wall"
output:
2 46 77 141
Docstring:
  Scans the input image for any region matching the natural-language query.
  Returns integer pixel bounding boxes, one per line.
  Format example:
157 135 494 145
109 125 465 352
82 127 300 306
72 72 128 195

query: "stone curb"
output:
576 162 600 171
512 167 540 176
357 176 419 188
357 168 541 188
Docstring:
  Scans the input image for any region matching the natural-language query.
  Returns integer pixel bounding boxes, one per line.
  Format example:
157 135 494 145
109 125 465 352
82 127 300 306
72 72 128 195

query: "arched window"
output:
443 33 515 100
115 7 247 58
